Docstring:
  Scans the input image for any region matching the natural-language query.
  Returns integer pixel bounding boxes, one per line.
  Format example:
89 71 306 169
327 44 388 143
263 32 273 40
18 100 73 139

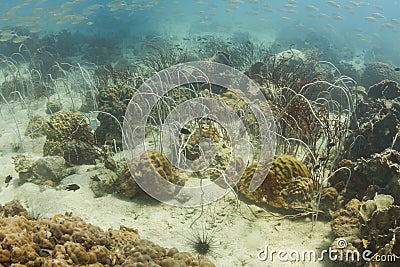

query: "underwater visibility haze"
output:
0 0 400 266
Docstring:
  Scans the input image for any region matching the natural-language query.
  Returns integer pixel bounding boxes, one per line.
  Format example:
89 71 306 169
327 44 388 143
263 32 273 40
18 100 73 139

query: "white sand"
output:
0 88 336 267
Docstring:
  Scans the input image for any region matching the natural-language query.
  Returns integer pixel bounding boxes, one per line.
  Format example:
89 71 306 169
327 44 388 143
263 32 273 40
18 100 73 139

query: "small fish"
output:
0 34 16 42
12 35 30 43
53 214 65 224
327 0 340 8
327 142 335 148
391 18 400 25
180 128 191 134
47 122 55 130
305 5 318 11
394 67 400 71
5 175 12 184
371 12 385 19
91 175 100 182
65 184 80 191
29 27 41 33
365 16 378 22
313 165 320 171
90 118 100 131
381 23 396 30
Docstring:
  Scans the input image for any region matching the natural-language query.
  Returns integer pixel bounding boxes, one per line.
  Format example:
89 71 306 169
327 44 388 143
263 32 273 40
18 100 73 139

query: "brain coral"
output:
238 154 316 210
120 150 186 200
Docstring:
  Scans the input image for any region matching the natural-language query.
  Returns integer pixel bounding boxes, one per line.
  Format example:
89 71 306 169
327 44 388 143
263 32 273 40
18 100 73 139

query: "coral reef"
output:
30 46 67 81
343 80 400 160
43 111 101 165
368 80 400 100
0 200 215 266
0 77 29 102
89 167 120 198
13 154 67 185
238 155 316 211
330 148 400 204
317 187 339 216
360 199 400 265
82 65 141 147
83 36 121 65
360 62 400 89
330 195 400 266
330 198 364 266
0 200 28 218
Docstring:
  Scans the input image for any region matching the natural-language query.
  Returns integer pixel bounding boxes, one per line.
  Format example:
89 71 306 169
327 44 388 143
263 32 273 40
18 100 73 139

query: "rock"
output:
343 80 400 160
12 154 36 183
368 80 400 100
318 187 339 214
89 168 119 198
360 200 377 222
32 156 67 183
43 111 100 165
360 204 400 264
13 154 67 185
374 193 394 210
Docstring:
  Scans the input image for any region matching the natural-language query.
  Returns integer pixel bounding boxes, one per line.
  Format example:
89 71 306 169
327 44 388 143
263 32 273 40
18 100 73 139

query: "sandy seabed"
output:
0 92 335 267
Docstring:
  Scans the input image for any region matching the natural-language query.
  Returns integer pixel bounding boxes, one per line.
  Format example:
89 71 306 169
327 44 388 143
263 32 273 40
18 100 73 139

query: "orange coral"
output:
0 200 215 266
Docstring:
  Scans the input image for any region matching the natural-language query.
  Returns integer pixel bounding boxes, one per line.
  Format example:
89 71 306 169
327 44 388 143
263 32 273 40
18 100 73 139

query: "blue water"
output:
0 0 400 64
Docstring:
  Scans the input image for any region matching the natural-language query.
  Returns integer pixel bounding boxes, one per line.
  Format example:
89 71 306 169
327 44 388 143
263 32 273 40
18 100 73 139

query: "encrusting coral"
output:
238 154 317 211
329 195 400 266
330 148 400 204
0 200 215 267
343 80 400 160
